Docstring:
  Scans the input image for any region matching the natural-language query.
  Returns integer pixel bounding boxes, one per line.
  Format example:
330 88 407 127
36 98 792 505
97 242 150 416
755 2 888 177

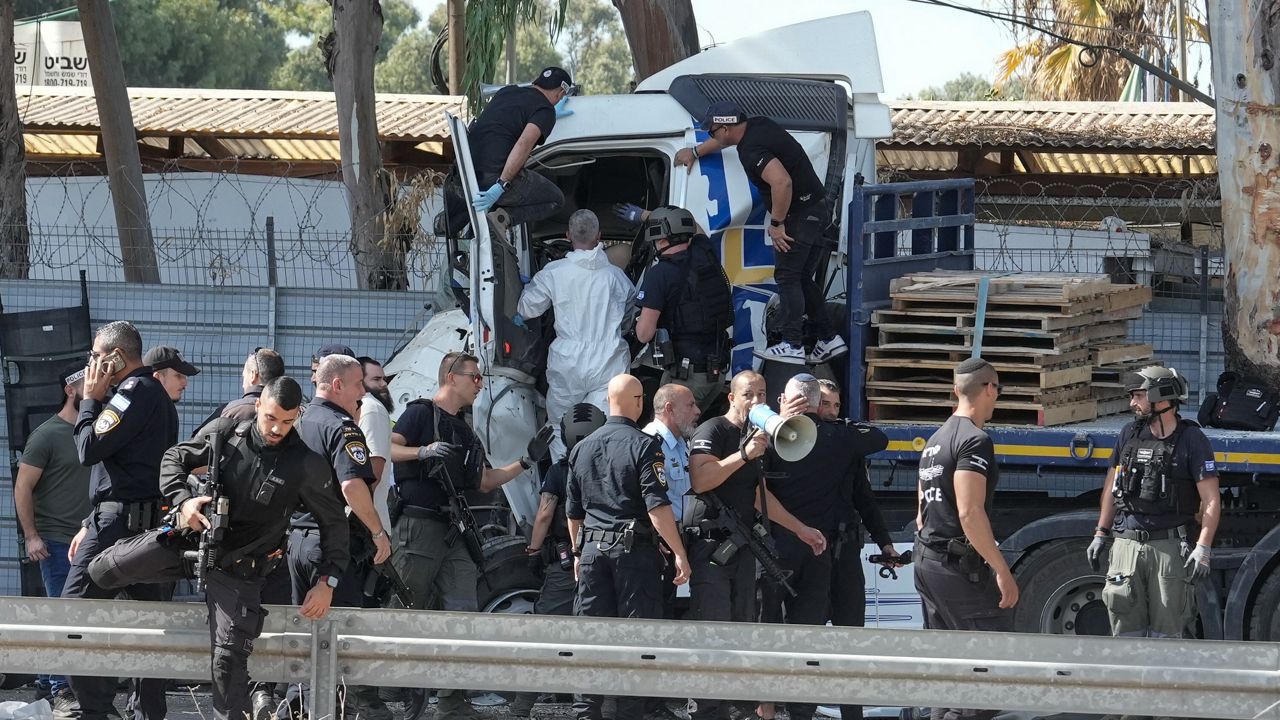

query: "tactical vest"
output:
659 235 734 355
1112 419 1199 516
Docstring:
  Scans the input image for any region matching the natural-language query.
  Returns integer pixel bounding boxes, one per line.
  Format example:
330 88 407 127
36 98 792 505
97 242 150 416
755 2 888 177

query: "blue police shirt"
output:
643 420 690 522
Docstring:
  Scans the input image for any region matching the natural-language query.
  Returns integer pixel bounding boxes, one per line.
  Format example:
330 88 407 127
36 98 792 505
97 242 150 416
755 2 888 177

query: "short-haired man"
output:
468 67 576 227
675 101 846 365
1088 366 1220 639
84 377 349 720
388 351 533 720
914 358 1018 720
310 343 355 388
60 320 178 720
144 345 201 403
15 365 91 710
517 209 636 458
287 354 391 720
225 348 285 422
356 356 395 536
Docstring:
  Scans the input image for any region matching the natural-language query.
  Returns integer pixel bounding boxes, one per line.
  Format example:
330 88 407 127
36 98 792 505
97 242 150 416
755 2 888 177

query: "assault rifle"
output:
363 552 415 607
428 447 487 579
183 430 229 592
699 490 796 597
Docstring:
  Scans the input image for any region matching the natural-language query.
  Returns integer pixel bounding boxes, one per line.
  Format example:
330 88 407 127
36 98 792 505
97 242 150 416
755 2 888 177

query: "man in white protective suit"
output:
516 209 636 459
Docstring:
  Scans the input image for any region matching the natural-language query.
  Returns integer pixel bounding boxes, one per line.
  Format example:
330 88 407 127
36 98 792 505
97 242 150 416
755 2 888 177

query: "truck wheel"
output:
1011 539 1111 636
1246 565 1280 640
479 535 542 615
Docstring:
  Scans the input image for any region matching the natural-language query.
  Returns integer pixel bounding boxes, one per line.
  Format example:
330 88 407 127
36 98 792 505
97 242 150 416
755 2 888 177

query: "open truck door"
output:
443 113 542 527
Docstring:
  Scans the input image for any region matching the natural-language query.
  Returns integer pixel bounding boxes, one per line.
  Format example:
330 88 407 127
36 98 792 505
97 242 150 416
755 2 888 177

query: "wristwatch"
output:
519 457 532 470
1095 526 1113 537
498 178 512 191
371 528 387 540
770 219 784 227
318 575 340 589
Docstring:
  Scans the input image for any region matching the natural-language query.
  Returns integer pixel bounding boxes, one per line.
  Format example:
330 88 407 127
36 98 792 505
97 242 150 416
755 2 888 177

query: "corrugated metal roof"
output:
16 85 465 142
888 101 1214 152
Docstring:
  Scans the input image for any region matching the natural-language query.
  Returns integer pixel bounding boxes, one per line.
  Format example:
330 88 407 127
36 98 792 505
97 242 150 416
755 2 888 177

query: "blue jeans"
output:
39 539 72 692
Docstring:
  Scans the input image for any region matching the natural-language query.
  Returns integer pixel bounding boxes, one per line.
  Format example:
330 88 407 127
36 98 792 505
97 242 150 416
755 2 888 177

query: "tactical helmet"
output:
561 403 606 454
643 206 697 246
1125 365 1188 404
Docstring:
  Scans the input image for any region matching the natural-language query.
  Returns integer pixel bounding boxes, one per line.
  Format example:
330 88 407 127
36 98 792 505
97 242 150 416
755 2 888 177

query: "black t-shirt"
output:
636 235 722 361
565 416 669 531
917 415 999 546
468 85 556 183
1109 417 1216 531
391 400 486 509
539 460 570 541
688 416 758 518
736 116 825 216
765 415 887 534
292 399 376 529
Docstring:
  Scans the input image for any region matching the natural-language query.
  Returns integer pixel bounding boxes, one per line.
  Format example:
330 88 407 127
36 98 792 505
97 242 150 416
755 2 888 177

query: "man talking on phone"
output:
56 320 178 720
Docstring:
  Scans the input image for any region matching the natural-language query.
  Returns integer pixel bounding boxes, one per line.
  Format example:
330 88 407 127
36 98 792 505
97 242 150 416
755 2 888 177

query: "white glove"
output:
1184 543 1211 581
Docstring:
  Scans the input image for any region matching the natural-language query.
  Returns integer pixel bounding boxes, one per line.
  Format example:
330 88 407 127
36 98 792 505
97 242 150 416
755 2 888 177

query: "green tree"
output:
555 0 634 94
909 72 1033 101
270 0 421 91
376 27 438 94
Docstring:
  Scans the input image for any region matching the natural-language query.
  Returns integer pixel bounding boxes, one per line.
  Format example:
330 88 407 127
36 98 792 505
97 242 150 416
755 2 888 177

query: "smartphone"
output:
98 348 125 375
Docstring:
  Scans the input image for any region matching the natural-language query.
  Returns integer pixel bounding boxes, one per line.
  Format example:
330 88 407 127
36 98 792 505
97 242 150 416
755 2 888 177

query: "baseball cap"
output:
701 100 747 131
532 66 576 95
313 343 355 362
144 346 201 376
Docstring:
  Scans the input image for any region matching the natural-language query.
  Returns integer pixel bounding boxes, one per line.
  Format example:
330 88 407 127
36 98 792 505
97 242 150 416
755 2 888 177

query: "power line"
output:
901 0 1201 47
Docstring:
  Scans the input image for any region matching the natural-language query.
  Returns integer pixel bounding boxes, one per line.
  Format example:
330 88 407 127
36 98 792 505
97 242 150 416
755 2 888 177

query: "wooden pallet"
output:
872 305 1142 333
868 398 1098 427
867 382 1093 405
1096 397 1132 417
889 271 1114 303
866 359 1093 390
864 346 1093 367
1091 343 1155 366
876 321 1128 356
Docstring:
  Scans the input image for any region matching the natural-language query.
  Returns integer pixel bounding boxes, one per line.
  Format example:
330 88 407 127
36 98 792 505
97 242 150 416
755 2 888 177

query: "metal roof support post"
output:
265 216 278 348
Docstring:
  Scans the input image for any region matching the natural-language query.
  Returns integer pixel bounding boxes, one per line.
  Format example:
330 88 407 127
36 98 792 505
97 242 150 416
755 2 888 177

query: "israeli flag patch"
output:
1204 460 1216 474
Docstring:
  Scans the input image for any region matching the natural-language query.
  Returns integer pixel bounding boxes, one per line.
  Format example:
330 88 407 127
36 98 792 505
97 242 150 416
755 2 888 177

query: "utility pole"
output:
448 0 466 95
1208 0 1280 385
77 0 159 283
1175 0 1188 101
1 1 32 279
329 0 404 290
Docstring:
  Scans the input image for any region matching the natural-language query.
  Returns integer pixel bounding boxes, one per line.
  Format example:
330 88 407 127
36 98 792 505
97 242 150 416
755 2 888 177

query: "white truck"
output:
383 11 924 624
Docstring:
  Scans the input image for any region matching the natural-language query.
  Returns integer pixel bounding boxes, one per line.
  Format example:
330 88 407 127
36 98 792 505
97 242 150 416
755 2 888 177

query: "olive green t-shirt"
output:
22 415 92 544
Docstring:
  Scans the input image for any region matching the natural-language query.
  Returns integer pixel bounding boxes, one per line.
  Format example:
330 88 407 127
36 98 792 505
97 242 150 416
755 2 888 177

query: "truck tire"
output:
1246 566 1280 641
1011 539 1112 636
479 535 542 615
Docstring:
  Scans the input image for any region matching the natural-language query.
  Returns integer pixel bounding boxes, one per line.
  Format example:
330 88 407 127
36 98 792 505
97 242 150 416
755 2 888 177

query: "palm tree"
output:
993 0 1208 100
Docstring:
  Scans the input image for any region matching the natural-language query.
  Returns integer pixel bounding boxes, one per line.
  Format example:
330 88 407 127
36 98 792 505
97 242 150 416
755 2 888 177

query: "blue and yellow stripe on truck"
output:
880 423 1280 474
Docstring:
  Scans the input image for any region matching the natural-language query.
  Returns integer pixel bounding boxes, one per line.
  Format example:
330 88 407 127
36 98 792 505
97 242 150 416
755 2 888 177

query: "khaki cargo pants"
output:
1102 536 1196 638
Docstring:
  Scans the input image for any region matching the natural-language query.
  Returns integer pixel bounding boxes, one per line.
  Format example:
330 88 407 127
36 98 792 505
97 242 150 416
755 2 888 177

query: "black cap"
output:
314 343 355 362
144 346 201 376
701 100 747 131
532 66 574 91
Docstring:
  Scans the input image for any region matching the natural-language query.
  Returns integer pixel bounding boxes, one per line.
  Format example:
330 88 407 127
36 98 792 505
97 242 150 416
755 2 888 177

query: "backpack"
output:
1198 371 1280 431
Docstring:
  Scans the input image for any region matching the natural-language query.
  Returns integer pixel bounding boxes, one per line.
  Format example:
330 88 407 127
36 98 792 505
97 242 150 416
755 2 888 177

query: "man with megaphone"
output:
685 370 826 720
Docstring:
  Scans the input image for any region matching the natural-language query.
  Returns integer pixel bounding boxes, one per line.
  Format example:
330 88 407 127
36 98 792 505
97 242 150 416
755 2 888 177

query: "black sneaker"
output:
51 688 81 720
33 680 53 703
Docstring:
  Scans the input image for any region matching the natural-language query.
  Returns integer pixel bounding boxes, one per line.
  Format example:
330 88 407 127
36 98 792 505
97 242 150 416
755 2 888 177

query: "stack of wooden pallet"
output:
1091 343 1162 416
865 271 1152 426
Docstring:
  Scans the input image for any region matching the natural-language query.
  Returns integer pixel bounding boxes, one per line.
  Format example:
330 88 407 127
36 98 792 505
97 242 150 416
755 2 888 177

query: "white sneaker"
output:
754 341 807 365
809 335 848 363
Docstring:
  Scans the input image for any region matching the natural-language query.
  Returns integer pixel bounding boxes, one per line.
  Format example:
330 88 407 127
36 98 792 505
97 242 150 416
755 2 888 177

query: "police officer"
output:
144 345 200 405
566 374 691 720
1088 366 1220 638
286 353 391 720
468 67 576 226
58 321 178 720
387 351 533 720
509 403 607 719
84 377 350 720
674 101 846 366
629 206 734 414
759 374 889 720
815 379 897 720
914 358 1017 720
686 370 824 720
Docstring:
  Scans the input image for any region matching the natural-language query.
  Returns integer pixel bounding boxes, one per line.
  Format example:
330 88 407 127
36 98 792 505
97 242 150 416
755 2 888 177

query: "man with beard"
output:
357 356 395 533
85 377 349 720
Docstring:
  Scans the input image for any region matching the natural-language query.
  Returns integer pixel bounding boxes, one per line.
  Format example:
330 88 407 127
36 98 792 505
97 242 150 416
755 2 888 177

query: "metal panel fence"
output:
0 278 436 596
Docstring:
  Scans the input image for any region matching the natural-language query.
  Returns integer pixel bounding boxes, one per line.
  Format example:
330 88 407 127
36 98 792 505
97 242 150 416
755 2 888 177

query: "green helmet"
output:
643 205 697 246
1125 365 1188 403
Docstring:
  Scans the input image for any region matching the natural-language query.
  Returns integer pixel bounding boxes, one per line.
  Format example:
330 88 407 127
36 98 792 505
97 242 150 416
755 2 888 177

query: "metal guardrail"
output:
1 598 1278 720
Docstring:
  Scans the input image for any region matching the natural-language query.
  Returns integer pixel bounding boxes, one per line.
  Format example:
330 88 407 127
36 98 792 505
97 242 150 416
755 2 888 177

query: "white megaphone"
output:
748 404 817 462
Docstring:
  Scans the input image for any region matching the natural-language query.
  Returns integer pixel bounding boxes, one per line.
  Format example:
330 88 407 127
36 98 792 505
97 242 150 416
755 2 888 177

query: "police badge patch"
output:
345 442 369 465
651 460 668 490
94 409 121 435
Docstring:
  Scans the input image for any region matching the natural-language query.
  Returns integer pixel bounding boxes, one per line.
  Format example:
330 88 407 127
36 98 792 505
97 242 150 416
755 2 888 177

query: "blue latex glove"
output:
472 182 505 213
512 313 526 329
613 203 646 225
554 96 574 119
